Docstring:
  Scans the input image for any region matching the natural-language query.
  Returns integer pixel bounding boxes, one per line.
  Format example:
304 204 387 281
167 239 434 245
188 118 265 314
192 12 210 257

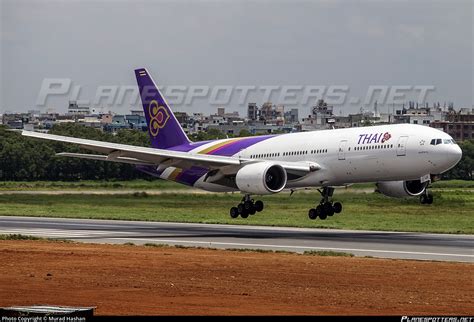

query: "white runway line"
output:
110 237 474 259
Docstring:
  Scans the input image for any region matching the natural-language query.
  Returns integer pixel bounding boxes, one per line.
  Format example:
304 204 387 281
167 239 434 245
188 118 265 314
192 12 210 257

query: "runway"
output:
0 216 472 262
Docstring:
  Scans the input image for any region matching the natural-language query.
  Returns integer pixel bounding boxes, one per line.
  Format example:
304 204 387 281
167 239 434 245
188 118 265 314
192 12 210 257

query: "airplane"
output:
22 68 463 220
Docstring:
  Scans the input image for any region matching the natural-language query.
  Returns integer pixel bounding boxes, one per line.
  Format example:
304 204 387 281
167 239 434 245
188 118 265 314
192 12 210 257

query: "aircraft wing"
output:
22 131 320 173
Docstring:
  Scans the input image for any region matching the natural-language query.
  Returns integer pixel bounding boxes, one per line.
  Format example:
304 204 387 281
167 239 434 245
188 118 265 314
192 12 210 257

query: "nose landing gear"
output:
229 194 264 219
308 187 343 220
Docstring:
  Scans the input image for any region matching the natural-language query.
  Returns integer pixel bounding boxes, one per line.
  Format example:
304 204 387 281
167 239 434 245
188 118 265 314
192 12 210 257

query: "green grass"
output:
303 250 354 257
431 180 474 189
0 234 71 242
0 188 472 234
143 243 168 248
0 179 185 191
1 179 472 191
0 234 45 241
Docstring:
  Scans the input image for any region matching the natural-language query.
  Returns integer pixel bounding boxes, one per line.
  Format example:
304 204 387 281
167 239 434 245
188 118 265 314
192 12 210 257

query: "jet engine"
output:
376 180 428 198
235 162 287 195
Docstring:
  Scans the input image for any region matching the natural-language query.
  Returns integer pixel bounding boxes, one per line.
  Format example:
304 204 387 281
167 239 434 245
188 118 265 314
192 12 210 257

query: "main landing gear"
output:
230 194 264 219
420 190 434 205
308 187 343 220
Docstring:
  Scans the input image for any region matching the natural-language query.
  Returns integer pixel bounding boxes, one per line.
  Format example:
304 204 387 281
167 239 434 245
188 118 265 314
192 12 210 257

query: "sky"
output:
1 0 472 117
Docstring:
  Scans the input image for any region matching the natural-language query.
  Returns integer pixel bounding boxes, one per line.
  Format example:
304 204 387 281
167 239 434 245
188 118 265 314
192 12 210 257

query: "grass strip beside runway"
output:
0 187 472 233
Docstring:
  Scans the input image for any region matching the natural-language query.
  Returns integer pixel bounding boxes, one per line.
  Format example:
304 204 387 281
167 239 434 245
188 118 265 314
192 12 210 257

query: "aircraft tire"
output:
254 200 264 212
324 202 334 216
333 202 342 214
230 207 239 218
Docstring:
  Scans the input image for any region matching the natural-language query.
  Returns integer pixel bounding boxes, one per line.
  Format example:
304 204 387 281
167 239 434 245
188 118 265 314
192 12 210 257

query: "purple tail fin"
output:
135 68 190 149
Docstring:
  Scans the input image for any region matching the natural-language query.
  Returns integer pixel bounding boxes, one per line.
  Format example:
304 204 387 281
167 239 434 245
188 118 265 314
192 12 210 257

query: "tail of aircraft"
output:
135 68 191 149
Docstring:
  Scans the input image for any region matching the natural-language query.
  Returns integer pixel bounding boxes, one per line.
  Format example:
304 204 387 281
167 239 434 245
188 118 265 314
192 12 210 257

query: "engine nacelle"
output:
376 180 428 198
235 162 287 195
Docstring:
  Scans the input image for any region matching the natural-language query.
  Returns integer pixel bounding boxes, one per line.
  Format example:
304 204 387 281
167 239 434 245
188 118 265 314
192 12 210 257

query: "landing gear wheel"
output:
240 210 249 218
316 205 326 220
230 207 239 218
249 206 256 215
426 194 433 204
308 208 317 220
420 194 427 204
254 200 264 212
237 203 245 214
333 202 342 214
324 202 335 217
244 200 253 211
310 187 340 220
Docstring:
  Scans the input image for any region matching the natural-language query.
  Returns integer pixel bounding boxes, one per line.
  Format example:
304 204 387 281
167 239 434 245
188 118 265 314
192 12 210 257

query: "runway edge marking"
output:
109 237 474 259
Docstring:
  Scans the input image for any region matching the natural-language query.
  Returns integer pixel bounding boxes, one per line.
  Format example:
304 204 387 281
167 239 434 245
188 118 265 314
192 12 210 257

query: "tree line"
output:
0 124 472 181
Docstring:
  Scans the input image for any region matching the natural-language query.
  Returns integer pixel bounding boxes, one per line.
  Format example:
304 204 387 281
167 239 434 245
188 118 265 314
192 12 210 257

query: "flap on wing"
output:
56 153 155 166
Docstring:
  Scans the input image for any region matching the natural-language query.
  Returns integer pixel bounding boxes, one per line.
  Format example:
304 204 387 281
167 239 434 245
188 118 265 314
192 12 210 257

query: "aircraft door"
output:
338 140 347 160
396 136 408 156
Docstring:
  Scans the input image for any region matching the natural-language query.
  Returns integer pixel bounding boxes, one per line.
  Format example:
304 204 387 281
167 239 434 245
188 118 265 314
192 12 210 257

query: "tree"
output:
443 140 474 180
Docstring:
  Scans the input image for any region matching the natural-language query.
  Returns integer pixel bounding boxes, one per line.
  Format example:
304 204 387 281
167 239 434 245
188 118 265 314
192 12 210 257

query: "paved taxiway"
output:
0 216 472 262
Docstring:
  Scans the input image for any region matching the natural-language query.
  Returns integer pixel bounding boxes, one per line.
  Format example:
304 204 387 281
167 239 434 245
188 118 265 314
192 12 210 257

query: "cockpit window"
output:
431 138 456 145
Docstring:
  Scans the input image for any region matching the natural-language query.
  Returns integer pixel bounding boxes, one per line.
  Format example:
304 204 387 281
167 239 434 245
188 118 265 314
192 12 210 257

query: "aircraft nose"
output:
451 144 463 164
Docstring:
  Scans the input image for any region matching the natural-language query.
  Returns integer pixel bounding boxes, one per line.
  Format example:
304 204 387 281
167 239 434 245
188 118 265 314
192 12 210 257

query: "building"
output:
247 103 258 121
260 102 273 121
2 113 31 129
125 114 147 131
100 114 113 124
301 100 335 130
67 101 90 115
103 115 129 132
430 108 474 141
393 107 434 125
284 108 299 124
130 109 145 117
217 107 225 116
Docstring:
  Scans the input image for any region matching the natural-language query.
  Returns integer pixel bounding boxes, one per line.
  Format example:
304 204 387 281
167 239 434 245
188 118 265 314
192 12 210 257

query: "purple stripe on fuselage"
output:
135 165 208 186
167 140 210 152
207 135 276 156
175 166 209 186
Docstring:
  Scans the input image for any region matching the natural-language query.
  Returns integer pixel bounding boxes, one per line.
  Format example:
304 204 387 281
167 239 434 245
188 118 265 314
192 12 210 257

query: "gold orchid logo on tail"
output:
148 100 170 137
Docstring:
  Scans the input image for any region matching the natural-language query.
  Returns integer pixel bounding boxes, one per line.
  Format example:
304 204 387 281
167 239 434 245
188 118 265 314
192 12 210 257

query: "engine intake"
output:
235 162 287 195
376 180 428 198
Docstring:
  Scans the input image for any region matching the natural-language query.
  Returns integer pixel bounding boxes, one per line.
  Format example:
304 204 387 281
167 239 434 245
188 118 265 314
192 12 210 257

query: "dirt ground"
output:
0 241 472 315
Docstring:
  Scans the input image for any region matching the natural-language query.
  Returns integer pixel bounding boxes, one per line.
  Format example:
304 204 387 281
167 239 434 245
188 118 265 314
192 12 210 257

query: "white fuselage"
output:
194 124 462 192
